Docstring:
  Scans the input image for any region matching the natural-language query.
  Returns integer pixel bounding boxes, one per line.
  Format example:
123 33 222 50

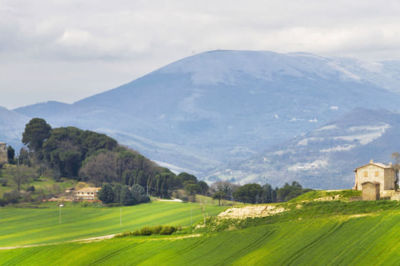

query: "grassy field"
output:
2 204 400 265
2 194 400 265
0 201 226 247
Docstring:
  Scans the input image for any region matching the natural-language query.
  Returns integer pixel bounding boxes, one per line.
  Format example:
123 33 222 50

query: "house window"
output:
363 171 368 177
375 171 379 177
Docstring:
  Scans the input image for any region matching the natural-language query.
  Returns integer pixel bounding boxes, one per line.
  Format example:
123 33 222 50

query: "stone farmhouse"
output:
354 160 398 200
0 142 7 165
74 187 101 201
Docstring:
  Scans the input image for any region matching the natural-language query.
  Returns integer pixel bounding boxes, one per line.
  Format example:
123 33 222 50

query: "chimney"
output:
370 159 374 163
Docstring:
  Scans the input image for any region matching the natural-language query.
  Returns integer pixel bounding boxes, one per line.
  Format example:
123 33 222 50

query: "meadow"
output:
2 206 400 265
2 195 400 265
0 201 226 247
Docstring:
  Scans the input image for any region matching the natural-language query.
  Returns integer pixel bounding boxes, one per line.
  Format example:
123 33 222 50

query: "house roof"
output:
75 187 101 193
354 160 393 172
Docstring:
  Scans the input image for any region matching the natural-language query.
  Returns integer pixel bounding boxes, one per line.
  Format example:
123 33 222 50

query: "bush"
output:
0 178 7 187
3 190 20 204
117 225 178 237
160 226 177 235
140 226 153 236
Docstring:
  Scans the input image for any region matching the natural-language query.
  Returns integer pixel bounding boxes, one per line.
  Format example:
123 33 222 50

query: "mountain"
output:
209 108 400 189
0 106 30 149
11 50 400 183
331 58 400 94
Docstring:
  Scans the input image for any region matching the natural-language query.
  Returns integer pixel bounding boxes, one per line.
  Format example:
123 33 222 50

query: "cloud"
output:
1 0 400 108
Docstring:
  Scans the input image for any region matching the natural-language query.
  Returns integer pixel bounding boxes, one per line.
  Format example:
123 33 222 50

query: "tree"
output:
392 152 400 189
260 183 276 203
276 181 311 202
79 151 119 185
233 183 264 204
131 184 149 203
177 172 197 184
211 181 238 200
7 146 15 164
98 184 114 203
18 148 31 166
120 186 135 205
6 165 35 191
198 181 209 195
113 184 123 203
184 183 201 202
22 118 51 152
212 191 226 206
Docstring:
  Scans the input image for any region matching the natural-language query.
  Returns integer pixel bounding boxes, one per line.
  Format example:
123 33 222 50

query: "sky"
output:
1 0 400 109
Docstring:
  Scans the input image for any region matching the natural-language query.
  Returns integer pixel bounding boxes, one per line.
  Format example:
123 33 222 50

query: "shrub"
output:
3 190 20 204
117 225 178 237
140 226 153 235
160 226 177 235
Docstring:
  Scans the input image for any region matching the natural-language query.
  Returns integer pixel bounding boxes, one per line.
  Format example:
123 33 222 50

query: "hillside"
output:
0 201 225 247
210 108 400 188
12 50 400 185
1 198 400 265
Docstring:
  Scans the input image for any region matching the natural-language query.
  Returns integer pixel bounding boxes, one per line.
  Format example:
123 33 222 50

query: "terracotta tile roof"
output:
354 161 393 171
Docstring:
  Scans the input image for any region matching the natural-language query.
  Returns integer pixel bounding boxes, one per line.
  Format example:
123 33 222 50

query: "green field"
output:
2 206 400 265
0 201 225 247
2 196 400 265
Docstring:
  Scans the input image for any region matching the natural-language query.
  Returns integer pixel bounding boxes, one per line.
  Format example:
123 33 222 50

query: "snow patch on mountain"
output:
320 144 356 153
317 124 337 131
334 124 390 145
288 159 328 172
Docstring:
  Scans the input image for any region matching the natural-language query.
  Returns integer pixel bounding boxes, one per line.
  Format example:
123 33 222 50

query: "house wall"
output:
362 182 380 201
74 190 99 200
0 143 7 165
384 168 396 190
355 165 386 192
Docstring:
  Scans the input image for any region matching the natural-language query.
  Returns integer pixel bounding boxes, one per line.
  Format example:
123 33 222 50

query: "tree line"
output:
11 118 209 200
210 181 311 205
1 118 311 206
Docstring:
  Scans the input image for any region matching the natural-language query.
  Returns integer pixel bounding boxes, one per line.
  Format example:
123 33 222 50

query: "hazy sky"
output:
1 0 400 109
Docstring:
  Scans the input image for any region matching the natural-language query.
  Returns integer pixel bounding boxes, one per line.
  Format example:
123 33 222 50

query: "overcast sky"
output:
1 0 400 109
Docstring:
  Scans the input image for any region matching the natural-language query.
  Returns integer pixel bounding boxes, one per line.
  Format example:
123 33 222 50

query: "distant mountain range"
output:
4 50 400 188
209 108 400 189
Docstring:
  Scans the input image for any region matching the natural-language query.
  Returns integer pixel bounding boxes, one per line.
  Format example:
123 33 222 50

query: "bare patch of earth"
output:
218 205 286 219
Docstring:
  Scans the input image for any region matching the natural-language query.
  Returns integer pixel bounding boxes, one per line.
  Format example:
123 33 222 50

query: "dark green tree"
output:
131 184 149 203
22 118 51 152
120 186 136 205
261 183 276 203
276 181 311 202
18 148 31 166
7 146 15 164
98 184 115 203
233 183 264 203
177 172 197 184
198 181 209 195
113 184 123 203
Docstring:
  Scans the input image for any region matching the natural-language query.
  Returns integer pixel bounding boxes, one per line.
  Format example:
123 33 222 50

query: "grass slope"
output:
2 208 400 265
2 198 400 265
0 201 225 247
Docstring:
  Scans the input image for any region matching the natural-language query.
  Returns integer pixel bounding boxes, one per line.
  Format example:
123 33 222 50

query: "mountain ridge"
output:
8 50 400 187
